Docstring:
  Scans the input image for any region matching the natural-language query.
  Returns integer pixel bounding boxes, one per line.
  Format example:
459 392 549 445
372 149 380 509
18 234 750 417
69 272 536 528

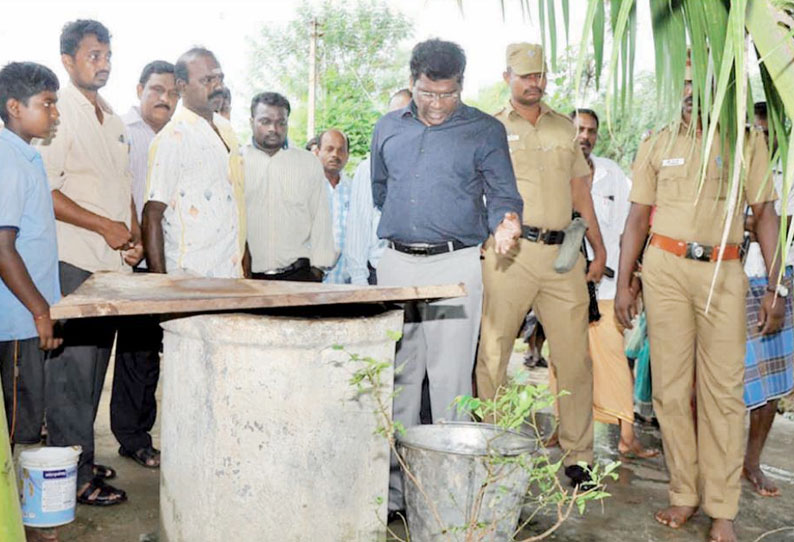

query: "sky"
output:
0 0 655 133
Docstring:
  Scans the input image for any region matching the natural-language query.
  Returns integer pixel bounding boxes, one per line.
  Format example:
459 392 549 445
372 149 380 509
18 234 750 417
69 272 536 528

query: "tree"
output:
246 0 413 161
487 0 794 267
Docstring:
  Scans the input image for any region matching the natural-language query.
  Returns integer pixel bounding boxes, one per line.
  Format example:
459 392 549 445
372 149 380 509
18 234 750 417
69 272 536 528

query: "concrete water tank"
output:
158 308 402 541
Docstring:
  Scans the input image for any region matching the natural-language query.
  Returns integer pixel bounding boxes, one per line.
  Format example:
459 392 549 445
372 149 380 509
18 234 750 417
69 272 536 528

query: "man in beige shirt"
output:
37 19 140 506
475 43 606 488
244 92 335 281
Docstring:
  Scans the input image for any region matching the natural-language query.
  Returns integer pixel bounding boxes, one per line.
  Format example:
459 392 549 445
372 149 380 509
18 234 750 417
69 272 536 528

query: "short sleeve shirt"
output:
631 125 775 245
145 107 243 278
0 129 60 340
495 101 591 230
35 84 132 273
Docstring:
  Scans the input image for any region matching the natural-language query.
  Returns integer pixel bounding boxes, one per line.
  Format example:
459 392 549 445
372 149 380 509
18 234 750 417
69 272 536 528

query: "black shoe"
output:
564 464 595 491
387 509 406 524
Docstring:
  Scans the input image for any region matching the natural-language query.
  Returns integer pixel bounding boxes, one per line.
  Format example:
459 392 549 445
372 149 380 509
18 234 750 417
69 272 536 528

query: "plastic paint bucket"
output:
18 446 81 527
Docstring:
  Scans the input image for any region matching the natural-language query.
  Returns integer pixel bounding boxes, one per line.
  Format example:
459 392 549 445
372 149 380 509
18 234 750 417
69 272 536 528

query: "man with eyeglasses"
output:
110 60 179 473
371 38 523 517
143 47 248 280
475 43 607 489
243 92 335 282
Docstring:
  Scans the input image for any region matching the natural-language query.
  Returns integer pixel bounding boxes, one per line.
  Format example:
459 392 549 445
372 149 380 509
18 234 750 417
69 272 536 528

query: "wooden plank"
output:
50 271 466 319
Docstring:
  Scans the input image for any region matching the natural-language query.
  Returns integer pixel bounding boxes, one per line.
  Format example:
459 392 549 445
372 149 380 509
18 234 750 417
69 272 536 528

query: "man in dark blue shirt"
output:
371 38 523 517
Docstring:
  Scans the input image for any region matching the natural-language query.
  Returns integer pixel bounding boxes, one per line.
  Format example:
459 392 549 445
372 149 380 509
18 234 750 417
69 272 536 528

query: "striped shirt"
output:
344 157 387 285
323 173 352 284
243 144 336 272
123 106 156 223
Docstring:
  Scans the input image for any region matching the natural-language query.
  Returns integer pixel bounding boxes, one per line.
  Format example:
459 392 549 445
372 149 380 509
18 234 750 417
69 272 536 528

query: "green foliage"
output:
246 0 412 159
342 334 617 541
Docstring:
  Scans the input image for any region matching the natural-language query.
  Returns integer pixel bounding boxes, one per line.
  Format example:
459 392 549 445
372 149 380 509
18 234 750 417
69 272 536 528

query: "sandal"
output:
76 477 127 506
92 464 117 480
118 445 160 469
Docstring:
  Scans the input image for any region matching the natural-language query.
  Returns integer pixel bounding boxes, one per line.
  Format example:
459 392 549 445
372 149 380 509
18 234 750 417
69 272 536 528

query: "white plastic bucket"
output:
18 446 81 527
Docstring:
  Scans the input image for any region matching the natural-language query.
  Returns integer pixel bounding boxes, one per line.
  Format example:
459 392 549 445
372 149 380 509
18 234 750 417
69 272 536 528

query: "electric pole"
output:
307 17 319 141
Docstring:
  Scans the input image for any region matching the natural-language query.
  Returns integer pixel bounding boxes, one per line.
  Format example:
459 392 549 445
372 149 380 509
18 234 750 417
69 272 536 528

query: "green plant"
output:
338 336 618 542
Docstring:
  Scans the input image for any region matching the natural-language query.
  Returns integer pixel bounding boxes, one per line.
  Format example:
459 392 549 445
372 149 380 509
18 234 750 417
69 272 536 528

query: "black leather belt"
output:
521 225 565 245
261 257 310 276
389 240 470 256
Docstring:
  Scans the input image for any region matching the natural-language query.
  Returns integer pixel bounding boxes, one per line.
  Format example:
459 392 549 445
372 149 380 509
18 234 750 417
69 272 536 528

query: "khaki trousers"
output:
642 245 747 520
476 238 593 466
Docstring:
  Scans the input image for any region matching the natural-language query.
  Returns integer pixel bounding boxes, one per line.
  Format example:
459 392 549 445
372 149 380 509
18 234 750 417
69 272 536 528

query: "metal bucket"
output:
397 422 535 541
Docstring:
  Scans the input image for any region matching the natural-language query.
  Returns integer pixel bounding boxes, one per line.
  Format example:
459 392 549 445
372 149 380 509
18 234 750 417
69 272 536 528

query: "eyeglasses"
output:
415 89 460 103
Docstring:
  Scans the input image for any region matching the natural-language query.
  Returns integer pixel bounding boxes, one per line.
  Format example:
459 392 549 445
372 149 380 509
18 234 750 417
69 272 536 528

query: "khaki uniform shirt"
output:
495 101 591 230
243 145 336 272
36 84 133 273
631 125 775 245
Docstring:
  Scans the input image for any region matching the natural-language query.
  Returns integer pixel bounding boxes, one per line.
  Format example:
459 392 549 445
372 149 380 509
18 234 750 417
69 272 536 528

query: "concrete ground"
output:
40 352 794 542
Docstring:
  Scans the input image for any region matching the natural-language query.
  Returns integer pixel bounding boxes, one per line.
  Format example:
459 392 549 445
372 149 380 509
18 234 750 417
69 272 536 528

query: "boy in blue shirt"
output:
0 62 62 459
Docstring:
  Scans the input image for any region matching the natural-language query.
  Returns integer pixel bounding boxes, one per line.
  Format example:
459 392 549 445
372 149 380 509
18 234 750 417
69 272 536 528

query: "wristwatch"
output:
767 283 790 298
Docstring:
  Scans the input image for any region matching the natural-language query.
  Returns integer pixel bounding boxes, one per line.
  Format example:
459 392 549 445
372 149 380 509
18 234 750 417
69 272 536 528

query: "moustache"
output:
154 103 171 110
209 91 225 100
96 71 110 78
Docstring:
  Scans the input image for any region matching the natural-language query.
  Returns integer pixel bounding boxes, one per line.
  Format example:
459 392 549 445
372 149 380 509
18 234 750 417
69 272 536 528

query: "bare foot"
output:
743 465 781 497
618 438 660 459
25 527 58 542
708 518 736 542
654 505 697 528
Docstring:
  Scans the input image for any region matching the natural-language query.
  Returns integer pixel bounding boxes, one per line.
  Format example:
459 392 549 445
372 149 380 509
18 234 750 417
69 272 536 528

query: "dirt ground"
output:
28 353 794 542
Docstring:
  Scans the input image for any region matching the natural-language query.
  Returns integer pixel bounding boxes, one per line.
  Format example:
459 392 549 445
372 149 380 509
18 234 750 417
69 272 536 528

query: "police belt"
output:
521 225 565 245
649 234 742 262
388 240 470 256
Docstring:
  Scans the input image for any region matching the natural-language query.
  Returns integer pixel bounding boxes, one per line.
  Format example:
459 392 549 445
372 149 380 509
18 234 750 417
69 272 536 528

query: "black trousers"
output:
110 312 161 453
0 338 46 445
46 262 116 486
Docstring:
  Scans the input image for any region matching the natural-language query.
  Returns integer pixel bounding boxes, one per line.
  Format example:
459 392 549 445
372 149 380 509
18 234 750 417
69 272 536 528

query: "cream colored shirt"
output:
146 107 243 278
37 84 133 273
243 144 335 272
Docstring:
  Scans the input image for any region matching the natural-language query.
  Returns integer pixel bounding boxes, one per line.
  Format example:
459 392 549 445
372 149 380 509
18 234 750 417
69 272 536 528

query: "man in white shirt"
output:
244 92 335 281
345 89 412 285
740 102 794 497
143 48 247 279
112 60 179 471
38 18 140 506
571 108 657 458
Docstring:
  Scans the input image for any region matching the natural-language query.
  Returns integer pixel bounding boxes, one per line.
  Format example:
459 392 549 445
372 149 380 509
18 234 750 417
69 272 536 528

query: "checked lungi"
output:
744 268 794 410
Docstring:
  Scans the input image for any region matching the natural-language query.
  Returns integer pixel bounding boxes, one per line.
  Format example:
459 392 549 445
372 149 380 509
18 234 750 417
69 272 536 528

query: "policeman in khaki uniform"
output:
476 43 608 487
615 71 784 542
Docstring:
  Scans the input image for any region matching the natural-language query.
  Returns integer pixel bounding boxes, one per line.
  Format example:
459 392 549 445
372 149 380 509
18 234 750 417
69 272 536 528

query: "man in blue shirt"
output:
0 61 62 542
371 39 523 516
